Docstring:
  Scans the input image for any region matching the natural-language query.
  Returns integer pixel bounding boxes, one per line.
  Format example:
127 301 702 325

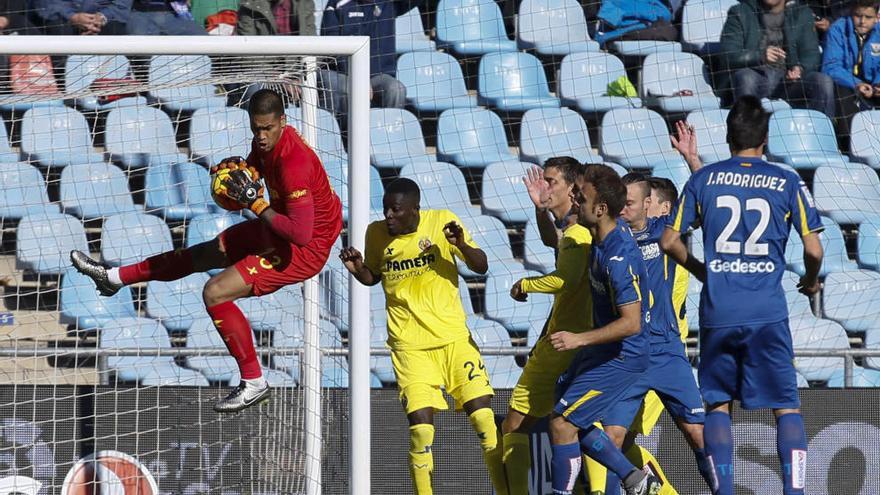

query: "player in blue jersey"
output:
660 96 825 495
546 164 661 495
600 172 714 495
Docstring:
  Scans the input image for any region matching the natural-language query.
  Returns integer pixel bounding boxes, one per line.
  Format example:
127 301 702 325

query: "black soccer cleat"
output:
625 472 663 495
70 250 122 297
214 380 271 413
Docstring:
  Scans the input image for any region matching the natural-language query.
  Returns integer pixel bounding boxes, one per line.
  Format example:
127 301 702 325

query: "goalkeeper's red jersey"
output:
246 125 343 251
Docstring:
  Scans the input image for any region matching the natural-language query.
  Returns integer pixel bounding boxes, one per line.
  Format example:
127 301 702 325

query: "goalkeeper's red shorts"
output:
219 219 337 296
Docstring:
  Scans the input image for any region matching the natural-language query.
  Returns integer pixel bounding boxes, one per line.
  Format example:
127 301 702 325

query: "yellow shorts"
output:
509 337 579 418
628 391 665 436
392 337 494 415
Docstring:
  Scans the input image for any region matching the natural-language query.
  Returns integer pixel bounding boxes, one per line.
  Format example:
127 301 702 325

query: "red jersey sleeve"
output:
266 138 317 246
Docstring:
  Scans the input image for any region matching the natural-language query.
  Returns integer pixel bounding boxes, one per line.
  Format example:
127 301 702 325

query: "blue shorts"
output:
699 320 799 410
604 339 705 428
554 357 643 430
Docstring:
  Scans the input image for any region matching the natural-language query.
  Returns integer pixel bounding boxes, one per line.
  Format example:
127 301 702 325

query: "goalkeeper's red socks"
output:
118 248 196 285
207 301 262 379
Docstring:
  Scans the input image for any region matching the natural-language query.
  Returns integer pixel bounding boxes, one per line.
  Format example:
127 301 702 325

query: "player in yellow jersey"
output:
499 157 607 495
339 178 506 495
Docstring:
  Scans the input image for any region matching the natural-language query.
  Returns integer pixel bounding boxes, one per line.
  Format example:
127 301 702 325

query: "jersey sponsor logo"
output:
690 407 705 414
288 189 308 200
708 258 776 274
639 242 661 261
347 11 365 16
872 43 880 56
610 256 624 262
590 275 607 295
385 253 437 272
706 171 786 192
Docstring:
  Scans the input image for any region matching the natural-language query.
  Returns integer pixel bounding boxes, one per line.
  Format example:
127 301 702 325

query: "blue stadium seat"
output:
100 317 209 385
796 372 809 388
437 108 517 168
822 269 880 335
145 162 215 221
190 107 251 165
680 0 738 54
0 163 58 220
400 160 480 218
101 212 173 266
484 268 553 333
519 107 603 165
16 212 88 274
0 115 20 162
605 162 628 176
60 268 137 330
435 0 517 56
558 52 642 113
785 217 857 277
396 7 436 53
761 98 792 113
481 161 535 224
857 215 880 270
608 40 681 57
523 217 556 273
478 52 559 112
599 108 679 170
469 318 521 388
396 52 477 112
458 215 518 276
186 317 251 383
186 213 247 247
273 318 347 386
641 52 720 113
369 108 435 169
685 277 701 334
60 163 139 220
322 357 352 388
64 55 146 112
325 161 384 221
147 55 226 112
790 315 849 382
285 106 347 164
650 158 692 193
687 109 730 164
782 270 814 317
812 164 880 225
849 110 880 169
238 286 306 332
105 106 188 169
517 0 598 55
147 273 210 334
20 107 105 169
826 366 880 387
767 110 850 169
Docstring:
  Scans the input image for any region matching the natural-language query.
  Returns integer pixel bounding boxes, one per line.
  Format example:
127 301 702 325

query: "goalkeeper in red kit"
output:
70 89 343 413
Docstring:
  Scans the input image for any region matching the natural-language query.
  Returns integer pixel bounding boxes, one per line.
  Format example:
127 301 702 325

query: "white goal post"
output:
0 35 372 495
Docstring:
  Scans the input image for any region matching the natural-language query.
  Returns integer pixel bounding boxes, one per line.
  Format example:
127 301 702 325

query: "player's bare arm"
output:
339 246 382 286
670 120 703 172
444 221 488 274
660 227 707 283
524 165 560 248
549 301 642 352
798 233 824 295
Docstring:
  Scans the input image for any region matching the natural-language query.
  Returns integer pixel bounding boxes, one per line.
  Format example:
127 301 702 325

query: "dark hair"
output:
726 95 769 152
248 88 285 117
543 156 582 185
621 172 651 199
648 177 678 204
583 164 627 218
852 0 879 11
385 177 421 203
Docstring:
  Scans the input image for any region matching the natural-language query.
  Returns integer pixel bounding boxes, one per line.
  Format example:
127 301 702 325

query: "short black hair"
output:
621 172 651 198
648 177 678 204
248 88 285 117
385 177 421 203
583 164 627 218
726 95 769 152
543 156 582 185
852 0 878 11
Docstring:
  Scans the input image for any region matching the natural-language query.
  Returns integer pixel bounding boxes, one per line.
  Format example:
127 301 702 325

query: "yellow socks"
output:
624 444 677 495
502 432 530 495
468 407 508 495
409 424 435 495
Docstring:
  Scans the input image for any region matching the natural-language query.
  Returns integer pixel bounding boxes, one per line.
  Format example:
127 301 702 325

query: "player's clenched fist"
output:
443 221 465 247
548 331 585 352
339 246 365 273
509 279 528 302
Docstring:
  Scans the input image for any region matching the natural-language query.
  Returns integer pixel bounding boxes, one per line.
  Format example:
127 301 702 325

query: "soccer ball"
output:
211 167 248 211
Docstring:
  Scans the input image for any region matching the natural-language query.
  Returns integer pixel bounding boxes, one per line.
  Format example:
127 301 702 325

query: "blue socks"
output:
693 447 716 491
604 471 621 495
776 413 807 495
551 442 582 495
579 427 638 481
704 411 733 495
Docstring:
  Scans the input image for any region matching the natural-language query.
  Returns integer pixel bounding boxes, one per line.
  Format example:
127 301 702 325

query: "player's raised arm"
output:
524 165 561 248
444 220 488 275
339 246 382 286
670 120 703 172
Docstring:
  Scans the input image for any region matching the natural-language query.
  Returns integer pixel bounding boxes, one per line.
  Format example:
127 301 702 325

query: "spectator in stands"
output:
237 0 314 36
1 0 39 34
191 0 240 34
594 0 677 47
807 0 849 40
320 0 407 115
719 0 836 118
32 0 131 34
822 0 880 142
126 0 205 34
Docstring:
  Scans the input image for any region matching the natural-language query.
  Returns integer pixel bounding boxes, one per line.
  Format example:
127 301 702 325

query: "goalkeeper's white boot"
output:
625 470 663 495
214 378 270 413
70 250 122 297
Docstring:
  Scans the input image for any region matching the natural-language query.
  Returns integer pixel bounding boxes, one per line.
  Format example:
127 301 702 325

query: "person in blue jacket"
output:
32 0 131 34
822 0 880 139
320 0 408 115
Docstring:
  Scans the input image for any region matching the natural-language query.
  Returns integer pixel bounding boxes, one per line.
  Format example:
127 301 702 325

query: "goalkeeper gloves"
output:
212 157 269 216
